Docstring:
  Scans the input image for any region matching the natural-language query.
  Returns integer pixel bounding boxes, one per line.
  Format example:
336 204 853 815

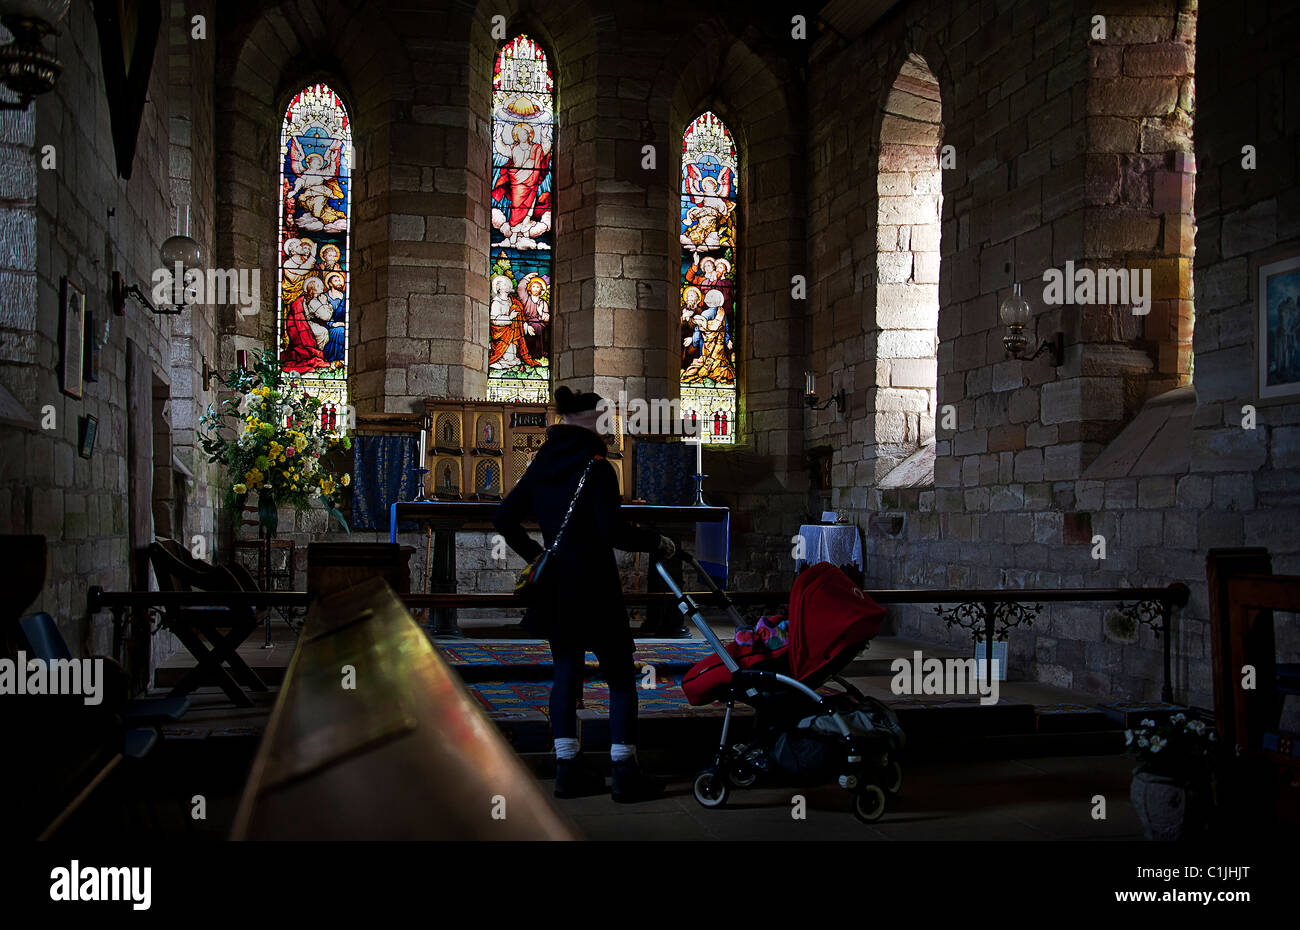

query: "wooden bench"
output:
232 577 576 840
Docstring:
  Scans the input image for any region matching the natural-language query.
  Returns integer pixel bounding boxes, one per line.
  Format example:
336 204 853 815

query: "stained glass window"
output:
276 83 352 421
680 111 738 444
488 34 555 404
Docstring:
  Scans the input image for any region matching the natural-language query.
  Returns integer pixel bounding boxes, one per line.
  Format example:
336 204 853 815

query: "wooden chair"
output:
148 538 269 707
17 612 190 726
231 506 296 590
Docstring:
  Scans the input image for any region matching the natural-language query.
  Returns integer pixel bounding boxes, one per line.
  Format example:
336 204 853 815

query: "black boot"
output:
554 756 607 799
611 759 665 803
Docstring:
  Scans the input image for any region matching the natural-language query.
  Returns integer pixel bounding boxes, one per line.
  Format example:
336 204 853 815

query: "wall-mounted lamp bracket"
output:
113 270 181 316
1004 328 1065 367
806 388 846 414
201 357 218 392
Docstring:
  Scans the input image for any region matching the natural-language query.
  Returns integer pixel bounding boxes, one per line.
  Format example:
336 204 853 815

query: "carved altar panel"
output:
433 412 463 452
422 398 631 501
431 455 462 499
473 457 503 499
472 412 503 453
511 432 546 483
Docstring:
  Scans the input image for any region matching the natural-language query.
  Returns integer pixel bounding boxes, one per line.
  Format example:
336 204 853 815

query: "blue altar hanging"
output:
351 434 420 532
635 438 729 586
695 513 730 588
634 439 694 506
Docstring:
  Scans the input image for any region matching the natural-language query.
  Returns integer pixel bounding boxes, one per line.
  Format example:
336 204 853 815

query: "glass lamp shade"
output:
0 0 70 24
160 234 203 270
998 282 1031 328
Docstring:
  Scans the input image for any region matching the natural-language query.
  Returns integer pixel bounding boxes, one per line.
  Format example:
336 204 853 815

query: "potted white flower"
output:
1125 713 1219 840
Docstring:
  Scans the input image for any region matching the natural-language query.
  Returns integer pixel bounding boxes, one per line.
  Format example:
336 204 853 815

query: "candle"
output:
805 372 815 397
695 438 703 477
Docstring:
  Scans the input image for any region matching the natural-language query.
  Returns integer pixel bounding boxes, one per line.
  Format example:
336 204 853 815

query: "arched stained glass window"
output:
487 34 554 404
276 83 352 418
680 111 738 444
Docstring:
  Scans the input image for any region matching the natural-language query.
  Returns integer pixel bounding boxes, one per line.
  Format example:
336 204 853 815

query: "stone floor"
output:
61 685 1145 841
543 754 1144 841
127 616 1169 841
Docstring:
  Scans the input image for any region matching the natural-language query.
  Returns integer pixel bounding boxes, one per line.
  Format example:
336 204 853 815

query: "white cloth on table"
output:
796 524 863 571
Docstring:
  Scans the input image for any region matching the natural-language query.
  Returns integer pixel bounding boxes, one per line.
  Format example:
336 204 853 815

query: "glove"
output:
655 535 676 560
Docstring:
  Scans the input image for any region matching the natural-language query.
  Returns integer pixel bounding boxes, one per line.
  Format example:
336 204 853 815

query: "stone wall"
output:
804 0 1300 708
1187 0 1300 594
0 2 216 671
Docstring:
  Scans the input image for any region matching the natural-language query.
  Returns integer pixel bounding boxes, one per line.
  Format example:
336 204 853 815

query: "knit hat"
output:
554 385 606 433
554 385 603 414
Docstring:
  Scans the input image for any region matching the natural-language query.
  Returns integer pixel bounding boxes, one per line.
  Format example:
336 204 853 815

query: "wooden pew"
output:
0 535 154 839
231 577 576 840
1208 548 1300 827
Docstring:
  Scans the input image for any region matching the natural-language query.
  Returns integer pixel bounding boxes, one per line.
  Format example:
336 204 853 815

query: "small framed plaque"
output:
78 414 98 459
60 277 86 399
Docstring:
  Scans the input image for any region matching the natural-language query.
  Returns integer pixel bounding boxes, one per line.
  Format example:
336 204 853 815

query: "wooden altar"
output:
390 501 729 637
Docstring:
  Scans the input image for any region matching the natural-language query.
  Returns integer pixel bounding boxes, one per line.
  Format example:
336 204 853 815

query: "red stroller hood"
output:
787 563 885 683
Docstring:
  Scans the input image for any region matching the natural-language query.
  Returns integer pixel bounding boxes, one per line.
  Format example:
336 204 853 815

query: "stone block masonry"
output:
804 0 1292 708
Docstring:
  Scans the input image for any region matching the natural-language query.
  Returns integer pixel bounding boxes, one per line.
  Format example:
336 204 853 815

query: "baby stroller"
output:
655 554 905 823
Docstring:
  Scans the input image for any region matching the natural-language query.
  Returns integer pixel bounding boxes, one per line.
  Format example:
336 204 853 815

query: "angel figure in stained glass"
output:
681 167 735 252
288 136 348 230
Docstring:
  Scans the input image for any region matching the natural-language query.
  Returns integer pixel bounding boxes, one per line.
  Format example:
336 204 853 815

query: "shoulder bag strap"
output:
548 456 600 555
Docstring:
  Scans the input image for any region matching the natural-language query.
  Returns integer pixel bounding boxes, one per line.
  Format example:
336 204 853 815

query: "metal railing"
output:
88 578 1190 700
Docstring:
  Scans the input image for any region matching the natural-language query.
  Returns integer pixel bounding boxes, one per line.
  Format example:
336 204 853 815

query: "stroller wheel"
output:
851 784 887 824
693 770 730 808
882 760 903 796
727 761 759 788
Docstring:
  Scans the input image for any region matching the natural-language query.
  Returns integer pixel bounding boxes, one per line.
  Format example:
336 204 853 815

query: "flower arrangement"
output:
198 349 351 534
1125 713 1218 777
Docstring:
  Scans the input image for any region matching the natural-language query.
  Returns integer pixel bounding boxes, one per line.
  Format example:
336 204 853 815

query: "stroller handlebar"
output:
650 552 744 674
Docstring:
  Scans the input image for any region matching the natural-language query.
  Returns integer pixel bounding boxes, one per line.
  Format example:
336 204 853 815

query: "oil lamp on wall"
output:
999 281 1064 366
0 0 70 110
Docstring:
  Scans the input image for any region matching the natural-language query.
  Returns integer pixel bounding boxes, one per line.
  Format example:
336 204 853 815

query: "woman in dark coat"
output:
494 386 674 802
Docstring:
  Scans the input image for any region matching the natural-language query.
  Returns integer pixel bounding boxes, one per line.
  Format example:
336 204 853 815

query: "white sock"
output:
610 743 636 763
554 737 579 761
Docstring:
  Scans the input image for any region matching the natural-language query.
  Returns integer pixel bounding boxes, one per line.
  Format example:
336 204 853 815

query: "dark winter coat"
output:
493 424 660 644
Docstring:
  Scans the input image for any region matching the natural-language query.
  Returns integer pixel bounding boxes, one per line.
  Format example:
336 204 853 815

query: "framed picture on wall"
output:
83 310 100 382
60 277 85 399
78 415 98 459
1259 252 1300 399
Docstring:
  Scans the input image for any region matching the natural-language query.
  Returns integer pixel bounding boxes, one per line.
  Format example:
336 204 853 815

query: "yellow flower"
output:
233 483 247 495
294 435 308 452
341 473 351 487
245 468 264 486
